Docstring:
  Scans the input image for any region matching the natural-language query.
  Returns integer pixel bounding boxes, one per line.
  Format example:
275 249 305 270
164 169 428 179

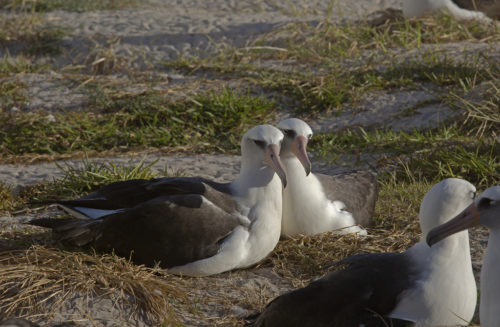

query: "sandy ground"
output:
0 0 496 326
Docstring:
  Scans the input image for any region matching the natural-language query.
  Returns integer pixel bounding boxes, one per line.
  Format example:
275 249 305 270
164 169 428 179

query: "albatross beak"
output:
266 144 288 188
426 203 480 246
292 135 312 176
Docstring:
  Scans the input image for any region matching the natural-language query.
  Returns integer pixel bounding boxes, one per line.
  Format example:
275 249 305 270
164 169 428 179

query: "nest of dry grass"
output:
0 245 184 325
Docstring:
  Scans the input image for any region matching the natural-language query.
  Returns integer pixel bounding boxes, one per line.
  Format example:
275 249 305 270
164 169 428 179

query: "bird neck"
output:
480 229 500 326
231 160 283 217
412 230 472 270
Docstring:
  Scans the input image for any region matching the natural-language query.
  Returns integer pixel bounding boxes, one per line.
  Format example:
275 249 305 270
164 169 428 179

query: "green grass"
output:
253 53 489 113
22 156 167 202
0 87 276 158
0 156 174 212
311 125 500 188
251 14 500 63
0 57 47 77
0 183 17 211
0 0 139 12
0 79 26 111
0 15 68 55
165 14 499 113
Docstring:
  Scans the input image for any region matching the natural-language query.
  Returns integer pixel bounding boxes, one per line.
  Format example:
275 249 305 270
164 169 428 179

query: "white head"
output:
240 124 287 187
427 185 500 246
276 118 313 175
419 178 476 237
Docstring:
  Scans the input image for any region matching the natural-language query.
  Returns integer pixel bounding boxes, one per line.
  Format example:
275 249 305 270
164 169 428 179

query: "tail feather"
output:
29 218 101 247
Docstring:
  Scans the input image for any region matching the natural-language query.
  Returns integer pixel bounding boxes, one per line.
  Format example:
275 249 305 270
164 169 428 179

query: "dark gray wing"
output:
315 170 378 226
31 182 241 268
254 252 420 327
55 177 232 213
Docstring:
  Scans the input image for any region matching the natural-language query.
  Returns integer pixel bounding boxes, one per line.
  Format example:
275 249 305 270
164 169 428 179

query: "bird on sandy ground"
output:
276 118 377 237
30 125 287 277
253 178 477 326
427 184 500 327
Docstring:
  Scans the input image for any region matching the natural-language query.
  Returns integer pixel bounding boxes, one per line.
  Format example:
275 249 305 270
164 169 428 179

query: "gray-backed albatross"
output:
254 178 477 326
276 118 378 236
30 124 287 277
427 185 500 327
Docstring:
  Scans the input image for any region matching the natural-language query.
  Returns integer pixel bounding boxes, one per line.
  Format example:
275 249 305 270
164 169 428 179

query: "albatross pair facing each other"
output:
32 119 377 276
255 178 477 326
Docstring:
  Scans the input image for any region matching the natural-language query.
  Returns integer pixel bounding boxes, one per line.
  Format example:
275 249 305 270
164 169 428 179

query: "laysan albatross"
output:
276 118 378 236
254 178 477 326
427 185 500 327
30 124 287 277
403 0 500 21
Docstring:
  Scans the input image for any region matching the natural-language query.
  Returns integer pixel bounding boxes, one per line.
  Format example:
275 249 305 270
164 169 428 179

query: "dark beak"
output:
292 135 312 176
426 203 480 246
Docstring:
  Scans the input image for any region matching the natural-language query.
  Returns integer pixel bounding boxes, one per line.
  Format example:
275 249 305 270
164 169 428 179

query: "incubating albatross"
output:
276 118 378 236
403 0 500 20
427 185 500 327
30 124 287 277
254 178 477 326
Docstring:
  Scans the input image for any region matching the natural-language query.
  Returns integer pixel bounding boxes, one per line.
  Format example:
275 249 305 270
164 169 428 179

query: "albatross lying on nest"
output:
427 184 500 327
31 125 287 277
254 178 477 326
276 118 378 236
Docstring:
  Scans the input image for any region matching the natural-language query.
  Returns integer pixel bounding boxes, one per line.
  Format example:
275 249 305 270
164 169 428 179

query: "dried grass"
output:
0 245 184 325
460 79 500 137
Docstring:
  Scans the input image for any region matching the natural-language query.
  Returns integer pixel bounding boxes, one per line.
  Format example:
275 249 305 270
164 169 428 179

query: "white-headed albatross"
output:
254 178 477 326
30 125 287 277
403 0 500 21
427 185 500 327
276 118 378 236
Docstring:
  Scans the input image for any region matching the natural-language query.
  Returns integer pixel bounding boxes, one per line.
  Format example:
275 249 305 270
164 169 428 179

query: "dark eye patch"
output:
283 129 297 138
254 140 266 149
478 197 492 210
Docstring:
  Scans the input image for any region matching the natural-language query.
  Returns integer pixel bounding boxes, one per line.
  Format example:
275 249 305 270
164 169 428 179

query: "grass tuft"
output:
0 245 183 324
0 0 139 12
0 183 17 212
0 15 68 55
19 156 170 202
312 125 499 188
0 87 275 158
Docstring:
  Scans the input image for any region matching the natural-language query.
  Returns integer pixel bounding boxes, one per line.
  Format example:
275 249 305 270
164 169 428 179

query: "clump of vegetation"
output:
20 156 170 202
0 16 68 55
0 246 183 325
0 0 139 12
0 87 275 158
0 57 47 77
312 125 499 189
0 183 18 211
0 79 27 111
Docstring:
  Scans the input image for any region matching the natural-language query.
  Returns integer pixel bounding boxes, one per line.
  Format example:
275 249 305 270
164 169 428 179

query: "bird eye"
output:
254 140 266 149
283 129 296 138
478 197 492 210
